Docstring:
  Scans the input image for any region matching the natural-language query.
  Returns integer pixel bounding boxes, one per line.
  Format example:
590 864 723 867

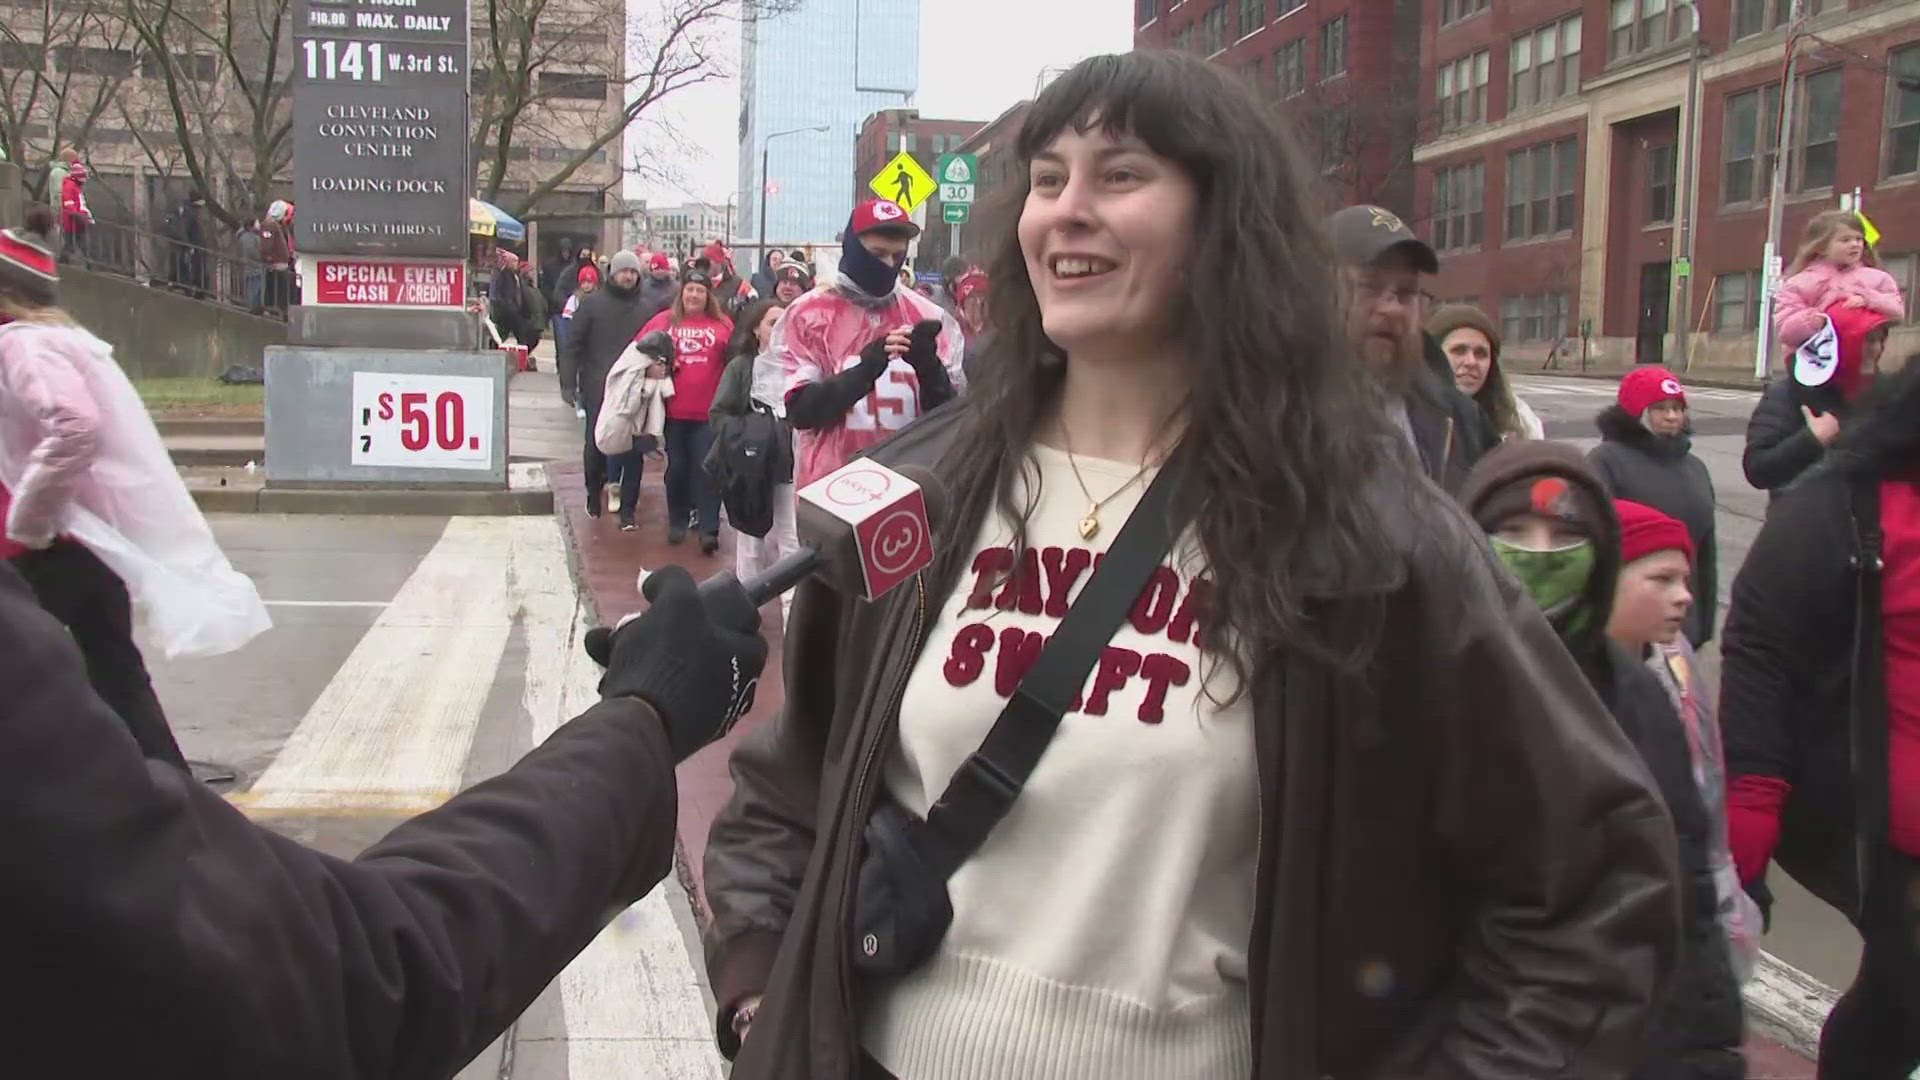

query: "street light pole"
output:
1672 5 1703 372
1754 0 1805 379
757 125 830 269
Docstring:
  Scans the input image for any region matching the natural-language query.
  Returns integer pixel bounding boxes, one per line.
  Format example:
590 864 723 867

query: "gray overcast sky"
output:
630 0 1133 208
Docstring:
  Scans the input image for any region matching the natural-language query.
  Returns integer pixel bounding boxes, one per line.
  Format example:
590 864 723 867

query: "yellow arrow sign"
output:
868 151 935 215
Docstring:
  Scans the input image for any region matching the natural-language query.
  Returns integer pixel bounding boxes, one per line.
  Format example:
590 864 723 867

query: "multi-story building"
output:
0 0 625 278
737 0 919 256
1412 0 1920 370
1133 0 1423 210
650 202 731 263
916 100 1031 271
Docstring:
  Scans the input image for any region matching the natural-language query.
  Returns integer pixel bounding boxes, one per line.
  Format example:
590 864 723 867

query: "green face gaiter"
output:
1490 536 1597 641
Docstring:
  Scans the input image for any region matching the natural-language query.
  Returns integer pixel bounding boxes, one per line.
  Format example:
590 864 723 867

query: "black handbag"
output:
850 450 1192 977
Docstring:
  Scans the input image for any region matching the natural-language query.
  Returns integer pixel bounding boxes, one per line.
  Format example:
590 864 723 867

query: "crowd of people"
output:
6 42 1920 1079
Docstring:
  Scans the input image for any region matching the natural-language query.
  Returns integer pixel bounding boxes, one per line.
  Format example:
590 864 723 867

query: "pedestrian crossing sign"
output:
869 152 935 215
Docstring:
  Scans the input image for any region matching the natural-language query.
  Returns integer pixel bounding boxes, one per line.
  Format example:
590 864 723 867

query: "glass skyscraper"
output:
737 0 919 252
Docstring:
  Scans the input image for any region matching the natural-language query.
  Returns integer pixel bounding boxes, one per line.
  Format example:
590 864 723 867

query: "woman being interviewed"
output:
703 50 1679 1080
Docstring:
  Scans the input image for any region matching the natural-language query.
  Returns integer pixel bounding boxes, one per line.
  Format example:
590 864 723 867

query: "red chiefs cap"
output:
850 198 919 238
1617 366 1686 419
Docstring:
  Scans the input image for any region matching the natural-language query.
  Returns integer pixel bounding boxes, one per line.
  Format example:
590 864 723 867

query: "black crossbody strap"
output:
914 447 1193 875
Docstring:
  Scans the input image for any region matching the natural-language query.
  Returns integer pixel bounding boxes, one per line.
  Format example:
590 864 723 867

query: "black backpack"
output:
703 406 790 539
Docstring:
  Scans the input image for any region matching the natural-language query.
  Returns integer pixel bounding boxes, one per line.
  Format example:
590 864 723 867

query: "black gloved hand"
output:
904 319 944 378
583 565 767 762
857 331 893 373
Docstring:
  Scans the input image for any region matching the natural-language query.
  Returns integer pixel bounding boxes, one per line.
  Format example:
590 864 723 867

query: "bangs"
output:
1015 52 1212 175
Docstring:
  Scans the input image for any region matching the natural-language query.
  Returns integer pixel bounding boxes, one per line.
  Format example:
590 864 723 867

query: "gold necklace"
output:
1061 431 1159 542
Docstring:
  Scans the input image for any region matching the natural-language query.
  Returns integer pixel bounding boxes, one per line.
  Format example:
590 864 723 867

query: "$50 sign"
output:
350 372 495 469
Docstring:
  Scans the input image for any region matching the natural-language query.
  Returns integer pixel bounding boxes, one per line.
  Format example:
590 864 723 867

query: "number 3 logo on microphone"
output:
870 508 925 577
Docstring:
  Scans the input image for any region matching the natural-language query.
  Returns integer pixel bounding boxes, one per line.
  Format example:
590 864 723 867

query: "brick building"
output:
916 100 1032 271
1411 0 1920 370
1133 0 1425 209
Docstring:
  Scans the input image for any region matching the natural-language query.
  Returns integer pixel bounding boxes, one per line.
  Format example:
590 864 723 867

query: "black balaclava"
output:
841 225 904 299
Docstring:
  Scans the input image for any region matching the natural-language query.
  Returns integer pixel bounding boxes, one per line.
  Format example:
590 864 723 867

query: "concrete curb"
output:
1744 951 1838 1061
154 417 265 438
191 485 554 515
172 447 262 467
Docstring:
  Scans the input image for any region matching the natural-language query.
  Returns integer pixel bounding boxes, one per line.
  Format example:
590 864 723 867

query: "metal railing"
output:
56 219 289 320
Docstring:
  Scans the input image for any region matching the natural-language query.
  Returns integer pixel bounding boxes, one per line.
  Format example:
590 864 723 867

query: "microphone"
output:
585 460 948 660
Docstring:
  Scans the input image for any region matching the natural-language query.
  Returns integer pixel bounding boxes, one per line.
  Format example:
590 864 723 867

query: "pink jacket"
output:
0 324 103 550
1774 260 1905 347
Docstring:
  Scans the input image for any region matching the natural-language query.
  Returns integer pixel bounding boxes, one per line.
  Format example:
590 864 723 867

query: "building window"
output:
0 42 45 71
1136 0 1157 26
1505 137 1579 241
1319 15 1347 80
1317 106 1353 166
1734 0 1821 40
1889 46 1920 179
1238 0 1263 40
1277 0 1304 16
1511 15 1581 112
1432 161 1485 251
1722 82 1781 205
1647 143 1676 224
140 52 218 81
1794 67 1841 192
538 72 608 100
1204 6 1228 53
1275 38 1305 98
1713 270 1761 330
1609 0 1694 62
1173 25 1194 53
1499 293 1570 342
1884 253 1918 322
55 46 135 76
1441 0 1488 26
1437 50 1489 132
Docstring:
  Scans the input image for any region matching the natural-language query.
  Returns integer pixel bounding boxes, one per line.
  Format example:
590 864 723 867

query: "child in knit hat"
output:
1463 446 1754 1071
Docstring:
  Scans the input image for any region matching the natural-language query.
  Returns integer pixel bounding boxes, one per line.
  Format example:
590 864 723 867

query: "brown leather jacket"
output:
704 402 1680 1079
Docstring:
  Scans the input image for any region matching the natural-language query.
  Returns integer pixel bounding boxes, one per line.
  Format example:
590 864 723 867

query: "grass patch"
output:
133 377 265 418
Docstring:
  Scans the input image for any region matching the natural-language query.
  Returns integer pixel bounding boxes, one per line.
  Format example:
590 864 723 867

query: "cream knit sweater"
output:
861 444 1258 1079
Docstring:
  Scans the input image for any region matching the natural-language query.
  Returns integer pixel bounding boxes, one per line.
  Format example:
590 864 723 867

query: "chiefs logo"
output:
872 201 904 220
1660 378 1683 396
1530 477 1572 518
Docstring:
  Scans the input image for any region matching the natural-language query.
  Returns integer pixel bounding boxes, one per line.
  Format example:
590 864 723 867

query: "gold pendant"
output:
1078 508 1100 541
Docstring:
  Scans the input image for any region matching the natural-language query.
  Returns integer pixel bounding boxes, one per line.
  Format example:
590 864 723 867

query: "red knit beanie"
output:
1617 366 1687 418
1615 499 1693 567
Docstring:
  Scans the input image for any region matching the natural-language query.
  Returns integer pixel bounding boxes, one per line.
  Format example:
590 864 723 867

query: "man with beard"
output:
1330 204 1495 494
637 252 679 324
778 198 965 488
558 250 651 517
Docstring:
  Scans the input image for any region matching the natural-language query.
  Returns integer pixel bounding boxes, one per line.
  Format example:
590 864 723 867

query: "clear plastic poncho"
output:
0 320 270 658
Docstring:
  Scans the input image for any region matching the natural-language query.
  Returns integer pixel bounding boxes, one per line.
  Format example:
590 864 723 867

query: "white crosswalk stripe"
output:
228 516 722 1078
1509 376 1756 402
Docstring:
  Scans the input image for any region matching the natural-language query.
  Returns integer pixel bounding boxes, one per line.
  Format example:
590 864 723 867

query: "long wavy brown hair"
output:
943 50 1396 673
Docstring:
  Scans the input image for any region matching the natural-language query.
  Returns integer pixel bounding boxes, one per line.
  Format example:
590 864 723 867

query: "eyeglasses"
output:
1354 280 1430 309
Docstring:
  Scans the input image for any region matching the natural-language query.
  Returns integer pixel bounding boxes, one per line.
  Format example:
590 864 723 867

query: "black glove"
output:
583 565 767 762
856 331 893 374
904 319 943 377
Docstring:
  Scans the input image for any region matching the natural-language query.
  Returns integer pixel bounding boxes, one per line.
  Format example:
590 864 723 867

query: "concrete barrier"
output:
57 263 287 379
0 162 22 230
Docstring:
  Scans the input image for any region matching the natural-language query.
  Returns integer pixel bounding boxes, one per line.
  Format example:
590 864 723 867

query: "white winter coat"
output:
594 342 674 455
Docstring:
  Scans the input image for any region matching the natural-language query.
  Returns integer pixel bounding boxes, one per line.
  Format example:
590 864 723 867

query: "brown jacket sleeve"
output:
0 564 679 1079
1380 523 1682 1078
702 576 845 1053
